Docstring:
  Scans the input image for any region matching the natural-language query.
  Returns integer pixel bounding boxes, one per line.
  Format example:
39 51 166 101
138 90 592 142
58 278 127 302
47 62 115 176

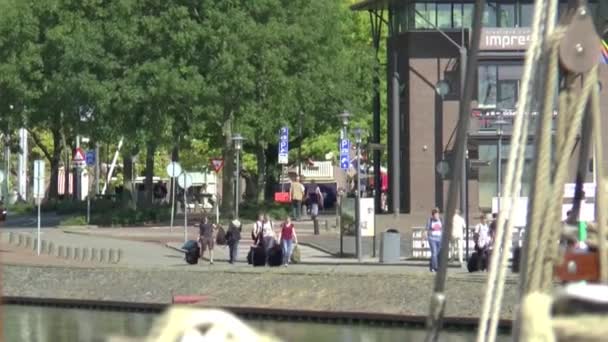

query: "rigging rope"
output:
476 0 552 340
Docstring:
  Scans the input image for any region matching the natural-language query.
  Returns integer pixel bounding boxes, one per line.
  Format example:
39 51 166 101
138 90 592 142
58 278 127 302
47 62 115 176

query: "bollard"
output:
8 232 14 244
313 218 319 235
65 246 72 259
47 242 54 255
41 240 48 253
32 239 38 251
108 249 116 264
99 249 107 263
90 248 98 262
73 247 80 260
25 236 32 248
116 249 123 264
57 246 65 258
17 234 24 247
81 248 89 262
324 220 329 231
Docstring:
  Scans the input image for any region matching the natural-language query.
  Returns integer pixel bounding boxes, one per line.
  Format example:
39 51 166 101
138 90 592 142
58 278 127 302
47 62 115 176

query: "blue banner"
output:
339 139 350 170
278 127 289 164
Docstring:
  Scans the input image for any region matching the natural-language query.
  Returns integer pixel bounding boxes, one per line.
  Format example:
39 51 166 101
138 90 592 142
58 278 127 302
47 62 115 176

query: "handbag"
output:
290 244 301 264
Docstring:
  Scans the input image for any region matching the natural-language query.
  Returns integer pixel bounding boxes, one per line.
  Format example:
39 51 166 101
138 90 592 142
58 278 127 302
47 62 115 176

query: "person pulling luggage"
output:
225 215 242 264
278 216 299 267
198 216 216 265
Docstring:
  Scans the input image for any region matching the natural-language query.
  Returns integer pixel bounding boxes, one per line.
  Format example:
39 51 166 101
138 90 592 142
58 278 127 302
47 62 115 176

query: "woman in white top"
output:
474 214 492 251
261 213 276 252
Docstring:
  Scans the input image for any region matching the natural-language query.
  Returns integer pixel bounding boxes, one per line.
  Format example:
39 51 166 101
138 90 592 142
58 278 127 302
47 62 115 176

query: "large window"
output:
477 63 523 109
397 1 598 32
477 142 536 210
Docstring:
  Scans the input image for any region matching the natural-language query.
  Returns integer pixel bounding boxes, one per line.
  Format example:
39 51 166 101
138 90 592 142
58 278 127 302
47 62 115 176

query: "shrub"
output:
59 216 88 226
7 202 35 216
239 201 289 221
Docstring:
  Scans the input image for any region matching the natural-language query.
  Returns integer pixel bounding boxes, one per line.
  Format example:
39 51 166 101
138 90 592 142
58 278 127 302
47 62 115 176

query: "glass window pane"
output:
478 65 498 108
463 4 473 29
437 4 452 28
520 4 534 27
484 2 498 27
497 80 518 109
414 3 436 29
453 3 463 28
499 4 516 27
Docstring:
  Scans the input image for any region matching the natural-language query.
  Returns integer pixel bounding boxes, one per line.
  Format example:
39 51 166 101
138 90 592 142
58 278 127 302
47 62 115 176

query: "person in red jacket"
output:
278 216 298 267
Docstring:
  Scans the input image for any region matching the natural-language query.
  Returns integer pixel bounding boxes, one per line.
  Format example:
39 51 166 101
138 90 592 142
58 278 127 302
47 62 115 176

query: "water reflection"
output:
3 305 507 342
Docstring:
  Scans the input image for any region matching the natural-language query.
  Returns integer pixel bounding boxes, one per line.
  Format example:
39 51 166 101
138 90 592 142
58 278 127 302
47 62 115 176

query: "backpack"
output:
290 245 301 264
215 226 227 245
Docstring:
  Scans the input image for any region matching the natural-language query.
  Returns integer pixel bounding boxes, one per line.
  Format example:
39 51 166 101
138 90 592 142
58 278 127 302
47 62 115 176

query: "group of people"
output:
425 208 497 272
193 212 298 267
289 176 323 221
251 213 299 266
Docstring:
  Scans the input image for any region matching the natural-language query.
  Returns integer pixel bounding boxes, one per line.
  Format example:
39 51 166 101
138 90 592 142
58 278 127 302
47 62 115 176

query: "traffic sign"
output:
278 126 289 165
166 162 182 178
177 172 193 189
86 150 95 166
339 139 350 170
33 160 45 199
73 148 86 167
210 158 224 173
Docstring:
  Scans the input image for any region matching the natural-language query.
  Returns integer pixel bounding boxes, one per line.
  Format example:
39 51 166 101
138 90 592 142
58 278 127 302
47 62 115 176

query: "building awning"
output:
350 0 395 11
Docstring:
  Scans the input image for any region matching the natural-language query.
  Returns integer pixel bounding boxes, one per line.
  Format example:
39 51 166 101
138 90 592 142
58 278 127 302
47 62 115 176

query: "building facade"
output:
353 0 608 219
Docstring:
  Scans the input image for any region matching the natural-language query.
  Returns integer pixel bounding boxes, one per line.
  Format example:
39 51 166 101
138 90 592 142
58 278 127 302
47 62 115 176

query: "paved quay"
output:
1 220 519 321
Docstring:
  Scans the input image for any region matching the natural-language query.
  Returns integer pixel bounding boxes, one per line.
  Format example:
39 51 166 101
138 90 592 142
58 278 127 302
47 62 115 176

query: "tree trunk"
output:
256 144 267 203
122 153 135 209
144 141 155 208
48 128 63 199
264 148 278 201
243 171 258 202
220 112 235 215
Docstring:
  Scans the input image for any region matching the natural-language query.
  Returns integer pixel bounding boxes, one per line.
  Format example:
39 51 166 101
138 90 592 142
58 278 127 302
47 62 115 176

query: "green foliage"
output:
59 215 88 226
91 206 171 227
239 201 290 221
7 202 35 216
0 0 376 203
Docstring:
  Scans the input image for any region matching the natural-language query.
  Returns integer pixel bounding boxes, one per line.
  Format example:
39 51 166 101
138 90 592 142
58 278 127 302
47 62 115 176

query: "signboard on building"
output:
472 108 558 119
278 127 289 165
479 28 532 51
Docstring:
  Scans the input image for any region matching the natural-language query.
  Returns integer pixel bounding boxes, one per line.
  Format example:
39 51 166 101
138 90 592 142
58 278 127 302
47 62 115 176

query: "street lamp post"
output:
354 127 364 263
495 118 508 213
232 134 244 219
337 111 351 258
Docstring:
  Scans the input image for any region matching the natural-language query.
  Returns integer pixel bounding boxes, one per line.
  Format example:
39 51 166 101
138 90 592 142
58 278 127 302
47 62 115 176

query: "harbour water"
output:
3 305 508 341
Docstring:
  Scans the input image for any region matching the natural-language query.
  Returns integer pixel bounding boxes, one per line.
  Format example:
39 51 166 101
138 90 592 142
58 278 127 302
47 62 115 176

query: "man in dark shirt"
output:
198 216 216 264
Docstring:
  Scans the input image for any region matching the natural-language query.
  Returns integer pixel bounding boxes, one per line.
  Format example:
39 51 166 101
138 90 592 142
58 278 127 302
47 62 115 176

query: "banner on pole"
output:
278 127 289 165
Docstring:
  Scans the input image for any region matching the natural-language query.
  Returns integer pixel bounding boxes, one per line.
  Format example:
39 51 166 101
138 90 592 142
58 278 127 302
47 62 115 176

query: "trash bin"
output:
380 229 401 263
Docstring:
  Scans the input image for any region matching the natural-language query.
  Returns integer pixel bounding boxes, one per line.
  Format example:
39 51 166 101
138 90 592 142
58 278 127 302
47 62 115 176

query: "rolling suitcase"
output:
268 245 283 267
248 246 266 266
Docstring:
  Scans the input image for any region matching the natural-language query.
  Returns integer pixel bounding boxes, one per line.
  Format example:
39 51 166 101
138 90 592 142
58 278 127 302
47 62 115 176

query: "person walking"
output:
252 213 264 244
452 209 466 265
279 216 298 267
308 180 323 218
290 176 304 220
426 208 443 272
261 213 277 255
198 216 216 265
474 214 492 271
226 215 242 264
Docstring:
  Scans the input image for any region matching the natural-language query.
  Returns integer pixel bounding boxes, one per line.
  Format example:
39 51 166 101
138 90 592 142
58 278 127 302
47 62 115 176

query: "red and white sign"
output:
73 148 86 166
210 158 224 173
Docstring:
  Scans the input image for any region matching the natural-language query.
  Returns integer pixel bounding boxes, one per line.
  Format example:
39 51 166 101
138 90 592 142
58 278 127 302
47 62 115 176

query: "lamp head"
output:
337 111 351 127
232 134 245 150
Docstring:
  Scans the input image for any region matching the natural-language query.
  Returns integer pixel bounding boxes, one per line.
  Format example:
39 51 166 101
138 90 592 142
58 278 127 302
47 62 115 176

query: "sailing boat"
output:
425 0 608 341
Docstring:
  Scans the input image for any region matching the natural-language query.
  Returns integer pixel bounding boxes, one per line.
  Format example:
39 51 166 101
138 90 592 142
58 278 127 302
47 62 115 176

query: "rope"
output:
539 68 597 291
476 1 552 340
591 80 608 282
487 25 564 341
